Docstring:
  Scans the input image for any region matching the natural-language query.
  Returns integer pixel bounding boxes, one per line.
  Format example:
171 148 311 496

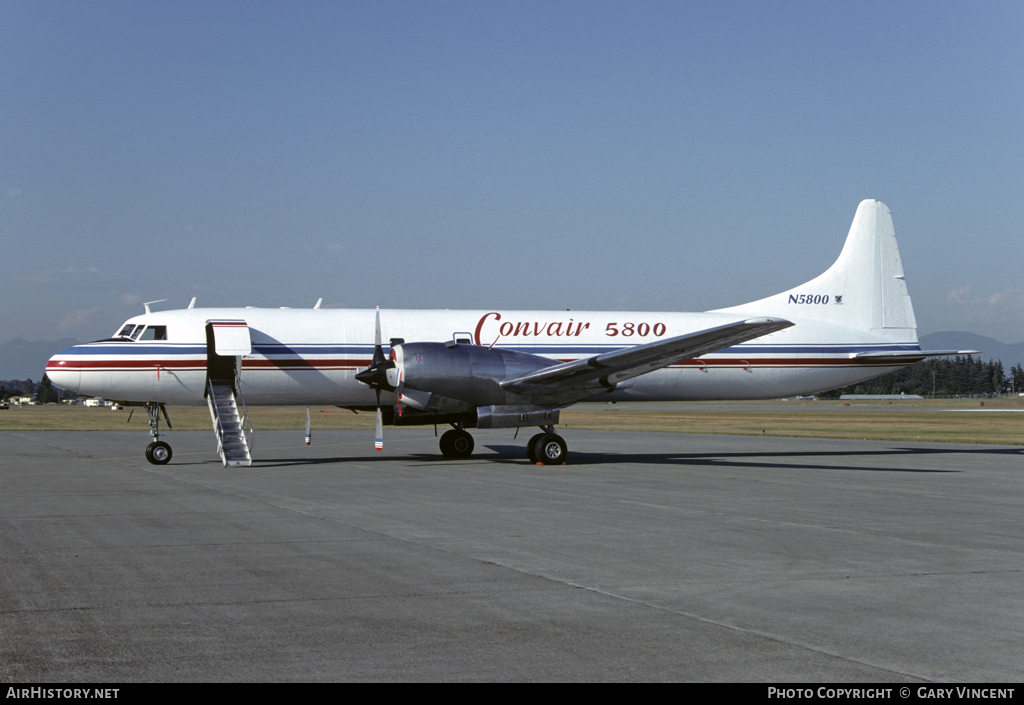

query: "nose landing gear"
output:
144 403 173 465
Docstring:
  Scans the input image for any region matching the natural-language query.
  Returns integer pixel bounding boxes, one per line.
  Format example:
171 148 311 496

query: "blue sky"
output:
3 0 1023 343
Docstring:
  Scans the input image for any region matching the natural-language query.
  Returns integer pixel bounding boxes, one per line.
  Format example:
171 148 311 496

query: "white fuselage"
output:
46 306 914 407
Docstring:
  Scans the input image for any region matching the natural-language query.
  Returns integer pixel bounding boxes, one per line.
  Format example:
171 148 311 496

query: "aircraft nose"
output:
46 345 83 394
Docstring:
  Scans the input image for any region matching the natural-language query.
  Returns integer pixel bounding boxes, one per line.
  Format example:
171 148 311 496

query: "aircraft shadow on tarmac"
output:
482 445 973 473
248 443 1024 472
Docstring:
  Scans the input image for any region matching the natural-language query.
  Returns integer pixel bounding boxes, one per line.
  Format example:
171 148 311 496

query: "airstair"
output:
207 379 252 467
205 318 253 468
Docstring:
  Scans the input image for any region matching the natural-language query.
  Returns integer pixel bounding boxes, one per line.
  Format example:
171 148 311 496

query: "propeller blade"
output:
374 304 382 349
305 406 311 446
374 390 384 451
355 305 395 390
355 307 396 451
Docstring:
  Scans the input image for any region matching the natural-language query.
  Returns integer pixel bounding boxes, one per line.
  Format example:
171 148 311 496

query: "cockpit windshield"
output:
116 324 140 340
114 324 166 341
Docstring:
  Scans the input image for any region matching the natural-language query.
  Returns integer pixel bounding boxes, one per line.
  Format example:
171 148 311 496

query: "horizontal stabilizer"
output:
854 349 979 363
502 317 793 406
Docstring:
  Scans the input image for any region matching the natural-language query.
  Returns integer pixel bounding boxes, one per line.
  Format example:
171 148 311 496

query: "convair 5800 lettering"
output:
47 200 969 467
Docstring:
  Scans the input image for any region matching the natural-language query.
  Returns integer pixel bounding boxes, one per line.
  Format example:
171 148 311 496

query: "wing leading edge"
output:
500 317 794 406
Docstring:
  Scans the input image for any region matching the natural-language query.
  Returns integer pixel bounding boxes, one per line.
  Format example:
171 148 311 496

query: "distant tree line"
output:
0 375 60 404
35 375 59 403
3 360 1024 404
0 379 35 401
820 356 1024 398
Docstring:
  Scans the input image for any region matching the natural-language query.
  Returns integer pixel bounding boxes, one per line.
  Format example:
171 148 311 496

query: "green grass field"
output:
3 398 1023 445
562 399 1024 445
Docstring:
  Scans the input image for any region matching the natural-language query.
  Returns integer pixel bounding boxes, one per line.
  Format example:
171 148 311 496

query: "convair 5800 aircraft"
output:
47 200 967 467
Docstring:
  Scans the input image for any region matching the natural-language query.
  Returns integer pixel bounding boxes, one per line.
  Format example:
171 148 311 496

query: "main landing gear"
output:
439 428 475 458
144 402 173 465
437 424 567 465
526 427 567 465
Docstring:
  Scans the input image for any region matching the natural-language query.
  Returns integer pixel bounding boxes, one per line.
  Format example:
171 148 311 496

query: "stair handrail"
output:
207 377 225 455
234 369 254 452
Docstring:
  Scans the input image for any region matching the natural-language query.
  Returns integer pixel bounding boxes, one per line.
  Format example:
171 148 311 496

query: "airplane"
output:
46 200 971 467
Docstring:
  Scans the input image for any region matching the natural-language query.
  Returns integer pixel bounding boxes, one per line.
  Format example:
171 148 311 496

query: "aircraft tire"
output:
439 431 454 456
526 433 545 463
535 433 567 465
146 441 172 465
440 430 474 458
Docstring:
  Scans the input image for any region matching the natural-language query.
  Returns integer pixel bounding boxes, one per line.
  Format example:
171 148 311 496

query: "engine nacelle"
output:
390 342 556 411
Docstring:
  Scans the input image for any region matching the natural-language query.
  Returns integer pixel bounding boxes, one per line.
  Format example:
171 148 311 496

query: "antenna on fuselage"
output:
143 299 168 315
188 297 197 309
314 298 323 309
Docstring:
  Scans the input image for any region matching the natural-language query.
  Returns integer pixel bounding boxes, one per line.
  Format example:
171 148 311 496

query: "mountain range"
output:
918 332 1024 370
2 331 1022 383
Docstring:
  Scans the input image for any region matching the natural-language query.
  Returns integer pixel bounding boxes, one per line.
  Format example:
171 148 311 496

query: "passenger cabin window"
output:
138 326 167 341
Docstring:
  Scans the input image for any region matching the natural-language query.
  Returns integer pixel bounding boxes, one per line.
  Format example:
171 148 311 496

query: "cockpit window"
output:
137 326 167 341
113 323 167 341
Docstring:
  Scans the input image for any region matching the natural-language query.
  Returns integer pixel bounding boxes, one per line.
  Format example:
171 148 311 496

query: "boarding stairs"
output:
207 379 252 467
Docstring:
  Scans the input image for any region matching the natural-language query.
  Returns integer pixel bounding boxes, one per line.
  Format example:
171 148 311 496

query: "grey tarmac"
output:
2 428 1022 682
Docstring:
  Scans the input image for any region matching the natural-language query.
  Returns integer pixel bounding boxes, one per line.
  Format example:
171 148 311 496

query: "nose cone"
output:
46 345 83 394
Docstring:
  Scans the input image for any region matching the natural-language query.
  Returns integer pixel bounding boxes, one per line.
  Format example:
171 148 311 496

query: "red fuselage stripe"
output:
48 356 900 372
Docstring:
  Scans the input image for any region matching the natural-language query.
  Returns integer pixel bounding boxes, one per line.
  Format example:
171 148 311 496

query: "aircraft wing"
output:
500 317 794 406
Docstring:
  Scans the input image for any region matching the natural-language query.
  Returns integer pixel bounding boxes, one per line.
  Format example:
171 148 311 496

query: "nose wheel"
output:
146 441 172 465
143 402 173 465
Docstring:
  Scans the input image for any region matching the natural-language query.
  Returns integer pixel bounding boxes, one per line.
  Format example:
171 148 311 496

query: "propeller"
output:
354 306 396 451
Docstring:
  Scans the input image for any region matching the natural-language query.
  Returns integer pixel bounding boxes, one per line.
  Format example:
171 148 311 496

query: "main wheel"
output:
439 429 474 458
533 433 567 465
145 441 172 465
526 433 545 463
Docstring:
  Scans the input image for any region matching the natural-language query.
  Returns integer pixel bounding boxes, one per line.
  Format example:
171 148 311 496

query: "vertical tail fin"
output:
719 200 918 342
